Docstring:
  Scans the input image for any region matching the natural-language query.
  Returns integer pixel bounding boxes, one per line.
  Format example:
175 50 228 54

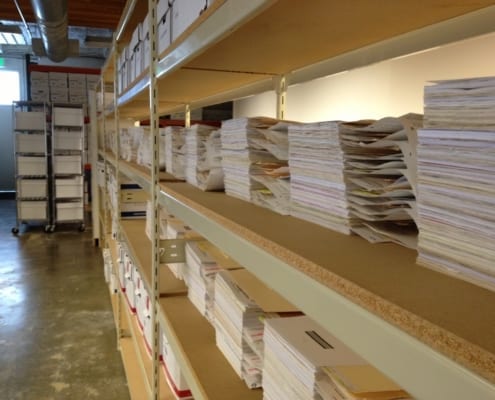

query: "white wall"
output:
234 33 495 122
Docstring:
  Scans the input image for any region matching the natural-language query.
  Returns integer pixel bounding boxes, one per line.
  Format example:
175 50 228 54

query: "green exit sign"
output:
0 58 5 68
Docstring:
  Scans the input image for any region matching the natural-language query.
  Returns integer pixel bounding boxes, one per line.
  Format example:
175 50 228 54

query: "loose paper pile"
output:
183 240 242 323
120 126 167 170
214 269 299 389
221 117 292 215
340 114 422 249
263 315 409 400
165 126 186 179
417 77 495 290
214 270 265 388
184 124 224 191
289 121 351 233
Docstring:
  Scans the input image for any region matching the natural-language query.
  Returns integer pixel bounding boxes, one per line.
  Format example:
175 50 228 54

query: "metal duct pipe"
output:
30 0 69 62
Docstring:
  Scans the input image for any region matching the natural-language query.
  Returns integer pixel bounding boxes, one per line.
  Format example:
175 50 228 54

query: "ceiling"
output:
0 0 126 59
0 0 125 29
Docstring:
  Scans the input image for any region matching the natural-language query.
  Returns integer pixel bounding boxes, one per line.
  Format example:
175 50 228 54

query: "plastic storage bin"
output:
18 201 47 220
56 201 84 221
15 111 45 131
54 155 82 175
16 134 45 153
17 156 47 176
17 179 47 198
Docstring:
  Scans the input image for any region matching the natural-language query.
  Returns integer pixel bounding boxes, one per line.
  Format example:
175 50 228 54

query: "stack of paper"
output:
214 269 299 389
263 315 409 400
289 121 351 233
340 114 422 249
221 117 293 214
424 76 495 130
214 270 265 388
120 127 141 163
417 77 495 290
184 124 224 191
183 240 243 323
165 126 186 179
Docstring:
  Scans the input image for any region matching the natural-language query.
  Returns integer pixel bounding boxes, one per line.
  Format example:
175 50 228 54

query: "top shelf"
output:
116 0 495 119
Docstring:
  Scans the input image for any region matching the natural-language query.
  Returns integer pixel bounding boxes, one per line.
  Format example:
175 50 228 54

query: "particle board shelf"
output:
120 219 188 297
156 181 495 399
120 338 149 400
158 296 262 400
122 296 175 400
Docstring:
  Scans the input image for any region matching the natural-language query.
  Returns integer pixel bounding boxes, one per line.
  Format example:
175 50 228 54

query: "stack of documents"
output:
340 114 422 249
214 270 265 388
120 127 141 163
424 76 495 130
184 124 225 191
417 77 495 290
221 117 293 214
289 121 351 233
183 240 243 323
165 126 186 179
263 315 409 400
214 269 299 389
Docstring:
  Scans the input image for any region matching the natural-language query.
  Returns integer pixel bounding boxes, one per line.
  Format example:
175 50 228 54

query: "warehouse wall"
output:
234 32 495 122
0 57 27 192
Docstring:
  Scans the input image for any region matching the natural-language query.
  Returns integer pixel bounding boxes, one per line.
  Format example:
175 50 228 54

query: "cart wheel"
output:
12 227 19 235
79 224 86 232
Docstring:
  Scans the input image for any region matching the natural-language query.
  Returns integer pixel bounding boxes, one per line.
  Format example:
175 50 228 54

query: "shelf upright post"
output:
88 84 100 246
114 41 124 348
274 75 288 120
148 0 160 399
185 104 191 128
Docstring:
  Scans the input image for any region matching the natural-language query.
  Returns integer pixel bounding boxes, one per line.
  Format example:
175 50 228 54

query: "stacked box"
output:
30 71 50 101
157 0 171 55
171 0 207 42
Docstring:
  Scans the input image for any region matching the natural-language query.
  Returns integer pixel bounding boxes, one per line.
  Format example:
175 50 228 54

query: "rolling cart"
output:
12 101 51 234
51 103 86 232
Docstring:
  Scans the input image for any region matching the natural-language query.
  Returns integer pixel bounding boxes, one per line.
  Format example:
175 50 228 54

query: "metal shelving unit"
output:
12 101 51 234
94 1 495 400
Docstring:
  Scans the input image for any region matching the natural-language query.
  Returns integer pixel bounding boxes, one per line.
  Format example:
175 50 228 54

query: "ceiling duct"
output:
29 0 69 62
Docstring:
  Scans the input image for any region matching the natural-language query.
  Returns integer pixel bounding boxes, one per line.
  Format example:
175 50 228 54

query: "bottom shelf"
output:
120 338 149 400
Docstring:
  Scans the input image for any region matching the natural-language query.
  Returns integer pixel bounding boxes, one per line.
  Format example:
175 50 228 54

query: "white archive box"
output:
171 0 206 42
53 129 84 150
16 133 45 153
53 107 84 126
54 155 82 175
15 111 46 131
56 201 84 221
161 327 193 400
157 0 171 55
18 201 47 220
17 179 47 198
17 156 47 176
55 176 83 198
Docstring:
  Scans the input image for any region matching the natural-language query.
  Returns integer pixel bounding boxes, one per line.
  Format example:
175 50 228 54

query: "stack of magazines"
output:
418 76 495 290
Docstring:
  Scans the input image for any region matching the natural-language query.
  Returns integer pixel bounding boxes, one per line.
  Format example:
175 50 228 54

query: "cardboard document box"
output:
18 200 47 220
17 179 47 198
171 0 206 42
53 129 84 150
16 133 45 153
17 156 47 176
161 327 193 400
53 107 84 127
157 0 171 55
55 176 83 198
54 155 82 175
56 201 83 221
15 111 45 131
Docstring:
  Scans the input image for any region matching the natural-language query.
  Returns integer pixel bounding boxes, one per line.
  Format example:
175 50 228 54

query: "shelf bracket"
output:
158 239 186 264
274 75 288 120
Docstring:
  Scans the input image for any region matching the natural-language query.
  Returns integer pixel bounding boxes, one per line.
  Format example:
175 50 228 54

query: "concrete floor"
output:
0 200 130 400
